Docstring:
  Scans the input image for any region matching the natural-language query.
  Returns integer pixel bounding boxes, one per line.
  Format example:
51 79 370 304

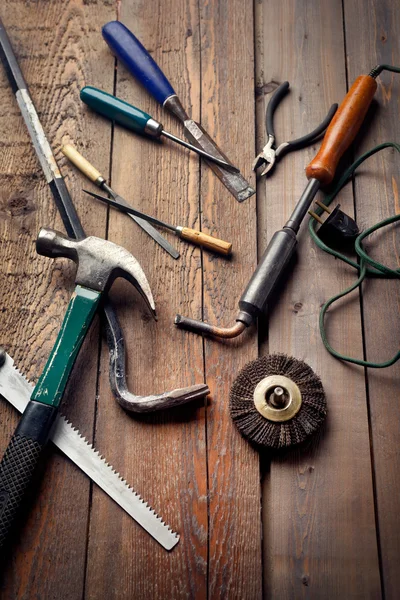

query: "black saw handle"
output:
0 401 57 549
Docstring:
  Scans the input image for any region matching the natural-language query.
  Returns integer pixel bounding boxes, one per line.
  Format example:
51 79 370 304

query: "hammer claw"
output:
36 228 156 318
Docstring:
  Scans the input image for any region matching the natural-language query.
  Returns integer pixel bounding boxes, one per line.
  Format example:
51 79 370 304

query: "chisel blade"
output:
0 353 179 551
182 118 256 202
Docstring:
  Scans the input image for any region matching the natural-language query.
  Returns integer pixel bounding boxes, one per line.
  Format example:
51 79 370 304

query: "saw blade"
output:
0 353 179 551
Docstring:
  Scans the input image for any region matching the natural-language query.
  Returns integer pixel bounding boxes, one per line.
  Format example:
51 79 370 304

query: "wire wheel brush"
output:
229 354 326 449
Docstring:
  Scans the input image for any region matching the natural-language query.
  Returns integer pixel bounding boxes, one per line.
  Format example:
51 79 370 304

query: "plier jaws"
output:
253 81 338 178
252 134 276 175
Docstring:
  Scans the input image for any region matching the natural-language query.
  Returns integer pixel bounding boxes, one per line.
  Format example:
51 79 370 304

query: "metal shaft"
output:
83 188 178 234
161 130 239 172
175 177 322 339
164 95 255 202
284 179 321 232
0 18 84 239
99 183 179 258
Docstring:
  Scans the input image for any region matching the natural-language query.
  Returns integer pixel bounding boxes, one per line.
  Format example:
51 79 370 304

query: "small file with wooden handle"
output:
82 188 232 256
62 144 232 256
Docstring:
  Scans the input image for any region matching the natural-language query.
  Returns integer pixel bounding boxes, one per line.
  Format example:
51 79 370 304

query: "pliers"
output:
253 81 338 177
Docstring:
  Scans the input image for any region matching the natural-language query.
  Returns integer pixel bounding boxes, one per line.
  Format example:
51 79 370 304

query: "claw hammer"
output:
0 228 166 550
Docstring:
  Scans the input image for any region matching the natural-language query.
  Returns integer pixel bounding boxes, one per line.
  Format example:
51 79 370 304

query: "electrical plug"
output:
309 199 359 246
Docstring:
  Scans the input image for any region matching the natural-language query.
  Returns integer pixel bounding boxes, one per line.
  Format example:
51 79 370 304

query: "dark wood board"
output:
256 0 383 597
84 0 209 597
0 0 399 597
198 1 262 598
343 0 400 598
0 0 115 598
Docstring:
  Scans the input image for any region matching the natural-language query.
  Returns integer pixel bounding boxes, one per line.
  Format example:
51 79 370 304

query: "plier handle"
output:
253 81 338 177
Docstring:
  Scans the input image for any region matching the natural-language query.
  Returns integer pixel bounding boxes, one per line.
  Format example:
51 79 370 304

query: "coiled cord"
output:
309 142 400 368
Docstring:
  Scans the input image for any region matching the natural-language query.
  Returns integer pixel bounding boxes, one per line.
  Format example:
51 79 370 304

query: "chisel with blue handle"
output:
102 21 255 202
80 86 238 172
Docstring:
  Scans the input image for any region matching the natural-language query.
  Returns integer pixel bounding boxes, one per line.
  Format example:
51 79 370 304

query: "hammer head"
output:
36 228 156 318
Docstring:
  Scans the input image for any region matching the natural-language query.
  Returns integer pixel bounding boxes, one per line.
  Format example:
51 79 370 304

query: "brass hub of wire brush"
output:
253 375 302 422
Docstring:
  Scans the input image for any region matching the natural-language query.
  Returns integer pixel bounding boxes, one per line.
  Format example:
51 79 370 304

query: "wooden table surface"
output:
0 0 399 598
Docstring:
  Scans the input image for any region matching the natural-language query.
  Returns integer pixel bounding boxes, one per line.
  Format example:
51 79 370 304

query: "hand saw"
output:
0 351 179 551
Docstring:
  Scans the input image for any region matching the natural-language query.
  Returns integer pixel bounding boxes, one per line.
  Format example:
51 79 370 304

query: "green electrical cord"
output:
308 142 400 368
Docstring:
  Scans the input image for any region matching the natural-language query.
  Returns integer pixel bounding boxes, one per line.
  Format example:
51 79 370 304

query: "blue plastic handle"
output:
102 21 175 105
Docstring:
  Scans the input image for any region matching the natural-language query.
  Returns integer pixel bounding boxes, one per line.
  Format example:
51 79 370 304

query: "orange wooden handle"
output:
180 228 232 255
306 75 377 185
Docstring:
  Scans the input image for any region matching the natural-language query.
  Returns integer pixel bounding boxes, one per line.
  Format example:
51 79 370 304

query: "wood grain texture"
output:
257 0 381 597
343 0 400 597
0 0 114 597
1 0 398 597
198 1 262 598
84 1 208 598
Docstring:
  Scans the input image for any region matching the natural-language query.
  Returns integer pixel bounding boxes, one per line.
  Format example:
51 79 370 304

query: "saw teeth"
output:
1 354 179 549
10 362 31 384
56 413 180 548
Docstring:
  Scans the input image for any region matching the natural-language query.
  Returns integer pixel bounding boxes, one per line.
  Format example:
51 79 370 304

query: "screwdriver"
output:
80 86 239 172
61 145 232 256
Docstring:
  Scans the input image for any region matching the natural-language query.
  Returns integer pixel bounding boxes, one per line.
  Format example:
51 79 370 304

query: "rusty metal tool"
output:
0 228 209 550
0 17 201 410
62 144 231 255
253 81 338 177
80 86 238 172
102 21 255 202
83 189 232 256
0 350 179 550
175 66 389 339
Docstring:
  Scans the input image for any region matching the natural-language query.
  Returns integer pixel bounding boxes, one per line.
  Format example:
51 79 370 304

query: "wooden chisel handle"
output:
179 228 232 255
62 144 104 185
306 75 377 185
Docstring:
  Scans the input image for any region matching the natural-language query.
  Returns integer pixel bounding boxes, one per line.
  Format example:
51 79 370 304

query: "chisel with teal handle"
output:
80 86 237 172
0 227 158 550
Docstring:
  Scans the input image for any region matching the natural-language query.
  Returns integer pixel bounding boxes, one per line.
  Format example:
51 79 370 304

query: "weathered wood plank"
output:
84 2 208 598
257 0 381 597
343 0 400 597
0 0 114 597
198 1 262 598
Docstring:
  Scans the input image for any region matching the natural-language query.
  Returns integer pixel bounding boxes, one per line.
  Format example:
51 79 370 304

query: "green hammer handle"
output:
0 285 100 550
32 285 101 407
80 86 158 136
